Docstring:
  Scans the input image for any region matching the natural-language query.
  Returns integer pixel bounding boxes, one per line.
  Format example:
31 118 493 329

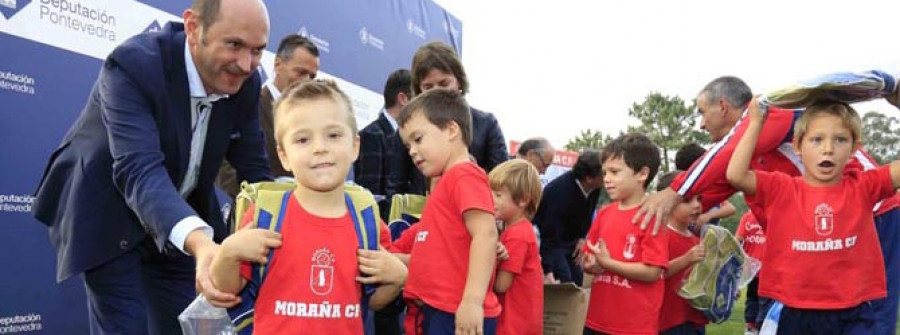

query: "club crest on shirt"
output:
310 248 335 295
814 203 834 236
623 234 637 260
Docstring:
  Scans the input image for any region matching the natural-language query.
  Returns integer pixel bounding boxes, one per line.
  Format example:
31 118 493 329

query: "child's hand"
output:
586 239 611 266
747 95 766 124
220 228 282 264
496 242 509 261
686 244 706 263
455 300 484 335
888 87 900 108
581 253 603 274
357 246 408 286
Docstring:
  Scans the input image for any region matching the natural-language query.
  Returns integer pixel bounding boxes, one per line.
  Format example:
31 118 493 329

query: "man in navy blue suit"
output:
31 0 272 333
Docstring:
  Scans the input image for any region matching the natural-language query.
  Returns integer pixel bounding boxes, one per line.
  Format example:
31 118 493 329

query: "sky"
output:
433 0 900 150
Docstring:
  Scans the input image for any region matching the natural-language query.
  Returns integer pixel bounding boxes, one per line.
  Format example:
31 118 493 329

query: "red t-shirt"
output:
497 219 543 335
583 203 669 334
404 162 501 317
753 167 895 309
238 195 392 334
659 226 707 331
735 212 766 262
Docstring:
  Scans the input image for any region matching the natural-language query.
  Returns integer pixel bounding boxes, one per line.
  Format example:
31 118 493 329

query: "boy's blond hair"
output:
273 79 357 146
488 159 543 216
793 100 862 146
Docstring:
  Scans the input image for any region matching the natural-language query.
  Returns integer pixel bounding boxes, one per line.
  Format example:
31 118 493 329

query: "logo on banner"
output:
443 20 460 37
310 248 335 295
359 27 384 51
814 203 834 236
297 25 330 53
143 20 162 34
36 0 117 41
0 69 36 95
406 19 425 39
0 0 29 20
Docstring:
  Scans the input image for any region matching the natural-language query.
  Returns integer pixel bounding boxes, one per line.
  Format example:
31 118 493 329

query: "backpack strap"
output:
344 185 381 334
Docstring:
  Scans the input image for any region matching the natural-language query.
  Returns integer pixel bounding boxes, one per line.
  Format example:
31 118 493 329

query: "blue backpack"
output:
227 182 381 334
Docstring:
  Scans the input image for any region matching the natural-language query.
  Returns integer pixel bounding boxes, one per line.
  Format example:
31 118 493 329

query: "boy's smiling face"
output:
602 155 648 204
276 98 359 192
795 113 857 187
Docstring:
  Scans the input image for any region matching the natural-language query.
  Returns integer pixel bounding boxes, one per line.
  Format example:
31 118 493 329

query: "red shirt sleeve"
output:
863 166 897 204
452 173 495 216
389 224 420 254
670 108 797 211
640 225 669 269
499 228 529 274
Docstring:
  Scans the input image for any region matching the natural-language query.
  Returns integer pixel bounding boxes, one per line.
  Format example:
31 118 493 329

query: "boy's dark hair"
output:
411 42 469 96
276 34 319 59
601 133 661 188
397 89 472 147
675 143 706 171
656 170 683 192
383 69 411 109
572 149 602 180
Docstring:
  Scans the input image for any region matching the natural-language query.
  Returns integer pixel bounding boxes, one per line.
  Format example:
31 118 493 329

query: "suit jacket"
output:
32 22 272 282
216 85 287 197
533 171 601 251
354 112 395 197
385 107 508 196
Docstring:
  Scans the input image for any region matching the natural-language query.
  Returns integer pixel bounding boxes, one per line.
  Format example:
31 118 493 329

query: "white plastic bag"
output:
178 295 235 335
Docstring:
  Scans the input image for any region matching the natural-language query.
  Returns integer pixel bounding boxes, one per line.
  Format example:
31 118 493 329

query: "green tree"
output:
564 129 614 152
627 92 710 172
861 111 900 164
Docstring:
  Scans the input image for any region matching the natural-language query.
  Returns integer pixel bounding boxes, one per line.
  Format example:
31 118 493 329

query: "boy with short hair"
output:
581 133 668 334
726 99 900 333
734 211 769 334
488 159 544 335
656 171 708 334
398 89 500 334
209 80 407 333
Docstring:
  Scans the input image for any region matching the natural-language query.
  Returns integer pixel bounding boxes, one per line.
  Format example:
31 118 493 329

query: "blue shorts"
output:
418 304 497 335
776 302 875 335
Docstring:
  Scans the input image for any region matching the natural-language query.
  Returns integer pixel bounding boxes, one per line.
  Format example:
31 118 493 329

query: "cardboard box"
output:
543 283 590 335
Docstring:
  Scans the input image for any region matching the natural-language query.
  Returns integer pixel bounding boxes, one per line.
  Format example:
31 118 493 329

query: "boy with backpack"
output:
398 89 501 334
581 133 668 334
488 159 545 335
655 171 708 334
735 211 769 334
209 80 407 334
726 99 900 333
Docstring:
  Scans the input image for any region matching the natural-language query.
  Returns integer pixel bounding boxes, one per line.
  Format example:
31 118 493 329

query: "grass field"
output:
705 293 748 335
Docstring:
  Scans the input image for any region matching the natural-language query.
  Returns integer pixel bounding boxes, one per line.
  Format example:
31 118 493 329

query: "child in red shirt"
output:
581 133 668 335
209 80 407 334
488 159 545 335
398 89 500 334
654 171 708 334
727 99 900 333
735 211 770 333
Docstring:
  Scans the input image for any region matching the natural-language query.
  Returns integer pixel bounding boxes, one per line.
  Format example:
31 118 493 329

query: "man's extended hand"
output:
633 187 681 235
185 230 240 308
